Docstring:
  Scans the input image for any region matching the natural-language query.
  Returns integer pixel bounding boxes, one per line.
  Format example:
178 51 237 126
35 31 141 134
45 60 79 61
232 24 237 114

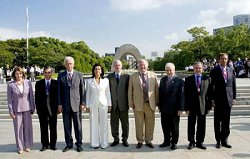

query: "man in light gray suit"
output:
107 60 130 147
57 56 85 152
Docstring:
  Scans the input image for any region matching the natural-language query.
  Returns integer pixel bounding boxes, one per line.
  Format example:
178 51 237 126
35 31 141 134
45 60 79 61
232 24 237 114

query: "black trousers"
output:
161 112 180 145
38 114 57 147
214 107 231 143
110 107 129 141
188 112 206 144
63 110 82 147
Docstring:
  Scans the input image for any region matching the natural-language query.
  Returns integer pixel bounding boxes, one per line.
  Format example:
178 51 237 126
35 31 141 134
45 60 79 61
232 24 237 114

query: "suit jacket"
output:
7 79 35 114
107 72 130 111
35 78 58 116
128 71 159 111
210 65 236 107
57 70 85 112
184 74 212 115
86 78 111 107
159 76 184 114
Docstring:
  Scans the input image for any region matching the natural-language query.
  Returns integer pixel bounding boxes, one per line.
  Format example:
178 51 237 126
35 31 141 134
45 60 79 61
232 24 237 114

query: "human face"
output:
194 64 203 75
219 54 228 67
65 59 74 72
165 66 175 77
114 61 122 73
138 61 148 73
94 66 102 78
43 68 52 80
15 70 23 81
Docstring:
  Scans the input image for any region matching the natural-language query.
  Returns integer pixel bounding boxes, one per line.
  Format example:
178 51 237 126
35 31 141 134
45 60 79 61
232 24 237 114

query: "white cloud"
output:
225 0 250 14
0 27 52 40
190 0 250 34
109 0 198 11
164 31 190 45
0 28 24 40
0 27 81 43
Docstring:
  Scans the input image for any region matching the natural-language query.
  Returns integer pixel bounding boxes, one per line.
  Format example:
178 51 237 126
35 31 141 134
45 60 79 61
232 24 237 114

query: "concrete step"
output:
1 109 250 119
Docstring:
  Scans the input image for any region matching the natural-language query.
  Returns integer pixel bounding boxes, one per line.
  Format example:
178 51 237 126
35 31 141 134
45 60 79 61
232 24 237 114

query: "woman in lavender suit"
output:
7 67 35 154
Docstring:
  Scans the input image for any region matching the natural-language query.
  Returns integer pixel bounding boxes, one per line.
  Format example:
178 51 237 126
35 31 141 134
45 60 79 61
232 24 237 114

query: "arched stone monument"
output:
115 44 142 61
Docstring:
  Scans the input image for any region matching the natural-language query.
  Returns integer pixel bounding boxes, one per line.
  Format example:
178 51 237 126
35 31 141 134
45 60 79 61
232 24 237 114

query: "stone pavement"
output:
0 116 250 159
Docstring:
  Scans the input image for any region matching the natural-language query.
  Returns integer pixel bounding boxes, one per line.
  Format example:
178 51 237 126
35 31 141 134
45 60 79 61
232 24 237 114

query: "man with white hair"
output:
128 59 158 149
57 56 86 152
158 62 185 150
107 60 130 147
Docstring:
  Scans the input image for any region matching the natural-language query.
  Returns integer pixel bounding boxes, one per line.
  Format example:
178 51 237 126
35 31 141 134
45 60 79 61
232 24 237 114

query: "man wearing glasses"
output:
35 66 58 151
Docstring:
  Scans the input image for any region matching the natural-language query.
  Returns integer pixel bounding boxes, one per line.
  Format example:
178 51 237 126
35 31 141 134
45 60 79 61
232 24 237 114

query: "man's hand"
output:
130 104 135 109
80 105 85 111
108 106 112 113
86 108 90 113
58 105 63 114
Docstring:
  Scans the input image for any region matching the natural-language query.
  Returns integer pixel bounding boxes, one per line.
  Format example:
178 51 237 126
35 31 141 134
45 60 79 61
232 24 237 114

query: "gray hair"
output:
112 60 122 67
64 56 75 65
193 62 203 67
137 59 148 67
165 62 175 70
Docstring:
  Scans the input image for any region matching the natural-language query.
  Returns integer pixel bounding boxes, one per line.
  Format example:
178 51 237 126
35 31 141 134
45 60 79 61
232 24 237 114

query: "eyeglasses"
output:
44 72 51 74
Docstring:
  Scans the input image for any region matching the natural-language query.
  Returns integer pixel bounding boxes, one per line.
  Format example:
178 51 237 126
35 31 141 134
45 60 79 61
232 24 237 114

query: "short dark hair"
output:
218 53 228 59
43 66 53 73
91 63 104 79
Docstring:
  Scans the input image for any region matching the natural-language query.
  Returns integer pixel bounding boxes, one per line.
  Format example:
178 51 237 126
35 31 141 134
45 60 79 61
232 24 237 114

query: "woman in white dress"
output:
86 63 112 149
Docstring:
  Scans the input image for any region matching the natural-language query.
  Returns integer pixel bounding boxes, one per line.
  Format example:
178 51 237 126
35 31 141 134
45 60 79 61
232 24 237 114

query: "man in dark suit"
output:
57 56 86 152
159 63 185 150
210 53 236 149
35 66 58 151
107 60 130 147
185 62 213 150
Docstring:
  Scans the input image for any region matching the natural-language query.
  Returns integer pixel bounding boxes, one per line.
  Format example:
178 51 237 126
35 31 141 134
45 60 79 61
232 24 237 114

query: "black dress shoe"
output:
111 141 119 147
188 143 195 150
136 143 142 149
40 146 47 151
77 146 83 152
122 140 129 147
50 146 57 151
93 146 99 149
221 143 232 148
159 142 170 148
62 146 73 152
216 143 221 149
171 144 177 150
196 143 207 150
146 142 154 148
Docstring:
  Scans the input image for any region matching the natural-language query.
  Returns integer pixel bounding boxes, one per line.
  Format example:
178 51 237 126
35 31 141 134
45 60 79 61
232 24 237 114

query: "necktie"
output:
141 73 148 102
68 73 72 86
223 68 227 82
196 76 201 93
167 76 172 87
46 81 50 95
116 74 120 84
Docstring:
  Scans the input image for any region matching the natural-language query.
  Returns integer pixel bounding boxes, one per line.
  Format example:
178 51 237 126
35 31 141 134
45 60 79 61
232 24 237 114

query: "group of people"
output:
7 53 236 154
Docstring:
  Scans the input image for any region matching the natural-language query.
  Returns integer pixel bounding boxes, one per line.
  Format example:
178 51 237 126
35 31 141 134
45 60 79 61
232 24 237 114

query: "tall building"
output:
233 14 250 26
213 14 250 34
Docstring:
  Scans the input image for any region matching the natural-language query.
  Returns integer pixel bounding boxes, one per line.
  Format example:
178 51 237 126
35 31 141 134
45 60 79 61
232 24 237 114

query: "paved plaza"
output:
0 116 250 159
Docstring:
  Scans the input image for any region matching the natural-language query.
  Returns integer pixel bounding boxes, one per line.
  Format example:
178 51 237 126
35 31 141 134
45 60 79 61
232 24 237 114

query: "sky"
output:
0 0 250 58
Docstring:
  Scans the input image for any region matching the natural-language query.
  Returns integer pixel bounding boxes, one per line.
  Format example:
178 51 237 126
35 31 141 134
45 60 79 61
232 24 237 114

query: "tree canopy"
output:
151 24 250 70
0 37 114 73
